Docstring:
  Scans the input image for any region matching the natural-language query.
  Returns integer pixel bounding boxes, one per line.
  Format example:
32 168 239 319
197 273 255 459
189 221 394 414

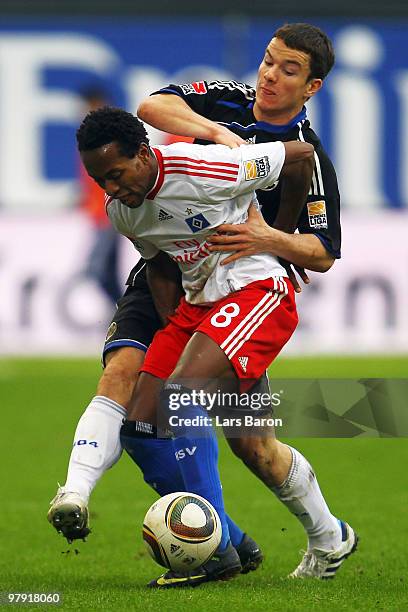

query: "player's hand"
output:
208 203 273 263
212 125 246 148
278 259 310 293
208 205 311 293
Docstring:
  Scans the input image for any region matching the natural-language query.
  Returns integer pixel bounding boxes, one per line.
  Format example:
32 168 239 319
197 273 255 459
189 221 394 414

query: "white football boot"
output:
47 486 90 543
289 521 358 579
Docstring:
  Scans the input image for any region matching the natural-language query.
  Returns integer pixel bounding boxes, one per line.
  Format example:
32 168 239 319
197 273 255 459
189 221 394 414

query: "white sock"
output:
64 396 126 502
273 446 342 552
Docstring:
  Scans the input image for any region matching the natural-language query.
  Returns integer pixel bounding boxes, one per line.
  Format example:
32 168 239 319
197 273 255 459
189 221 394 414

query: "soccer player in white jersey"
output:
73 106 357 587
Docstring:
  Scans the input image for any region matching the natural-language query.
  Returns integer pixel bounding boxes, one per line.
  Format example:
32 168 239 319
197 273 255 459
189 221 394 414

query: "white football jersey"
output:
107 140 287 304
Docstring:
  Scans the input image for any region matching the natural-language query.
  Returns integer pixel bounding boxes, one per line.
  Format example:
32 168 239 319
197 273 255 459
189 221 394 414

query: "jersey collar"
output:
146 147 165 200
249 105 307 133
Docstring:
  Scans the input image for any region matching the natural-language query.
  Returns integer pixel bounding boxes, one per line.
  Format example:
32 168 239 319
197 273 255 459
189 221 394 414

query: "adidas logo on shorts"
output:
238 356 249 372
158 208 174 221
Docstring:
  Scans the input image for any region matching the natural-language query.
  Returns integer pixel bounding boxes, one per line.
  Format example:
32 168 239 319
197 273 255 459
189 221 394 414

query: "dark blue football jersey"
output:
152 80 341 258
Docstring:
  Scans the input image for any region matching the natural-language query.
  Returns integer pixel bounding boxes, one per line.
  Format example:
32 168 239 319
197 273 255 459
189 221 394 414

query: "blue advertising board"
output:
0 18 407 211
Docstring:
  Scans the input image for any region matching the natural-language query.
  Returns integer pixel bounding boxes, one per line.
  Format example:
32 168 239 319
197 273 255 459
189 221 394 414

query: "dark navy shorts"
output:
102 259 161 366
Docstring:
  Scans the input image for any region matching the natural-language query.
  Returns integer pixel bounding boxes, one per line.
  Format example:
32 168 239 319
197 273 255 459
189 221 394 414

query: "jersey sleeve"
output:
160 140 286 203
296 149 341 258
151 81 214 116
150 81 255 119
232 141 286 196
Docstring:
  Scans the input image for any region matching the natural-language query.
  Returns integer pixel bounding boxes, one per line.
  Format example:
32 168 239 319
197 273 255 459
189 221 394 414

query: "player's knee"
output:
100 360 136 388
98 348 145 402
228 437 251 462
229 436 279 470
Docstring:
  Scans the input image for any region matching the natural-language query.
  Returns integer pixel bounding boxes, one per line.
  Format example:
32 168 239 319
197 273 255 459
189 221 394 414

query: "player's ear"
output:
305 78 322 100
137 142 151 163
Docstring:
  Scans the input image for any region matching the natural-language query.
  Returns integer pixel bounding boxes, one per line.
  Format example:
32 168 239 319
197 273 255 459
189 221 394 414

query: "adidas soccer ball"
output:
142 492 221 571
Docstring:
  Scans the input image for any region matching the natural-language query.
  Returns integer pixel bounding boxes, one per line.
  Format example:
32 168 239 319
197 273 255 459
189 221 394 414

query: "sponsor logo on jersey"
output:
171 241 211 265
185 207 193 215
180 81 207 95
105 321 117 341
307 200 328 229
174 239 200 250
158 208 173 221
238 356 249 372
185 213 211 233
244 156 270 181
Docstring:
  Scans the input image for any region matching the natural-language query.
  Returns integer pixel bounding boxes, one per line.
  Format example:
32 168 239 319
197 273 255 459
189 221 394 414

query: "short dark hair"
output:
274 23 335 80
76 106 149 158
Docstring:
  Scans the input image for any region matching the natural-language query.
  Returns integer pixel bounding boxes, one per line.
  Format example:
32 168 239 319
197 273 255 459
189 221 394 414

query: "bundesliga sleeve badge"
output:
244 157 270 180
307 200 328 229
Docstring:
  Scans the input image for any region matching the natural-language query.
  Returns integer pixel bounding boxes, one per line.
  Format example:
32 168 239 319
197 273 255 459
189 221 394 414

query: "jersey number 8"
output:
210 303 240 328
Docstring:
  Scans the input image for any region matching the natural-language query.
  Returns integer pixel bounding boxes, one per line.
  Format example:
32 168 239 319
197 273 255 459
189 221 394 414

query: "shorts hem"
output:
102 339 148 367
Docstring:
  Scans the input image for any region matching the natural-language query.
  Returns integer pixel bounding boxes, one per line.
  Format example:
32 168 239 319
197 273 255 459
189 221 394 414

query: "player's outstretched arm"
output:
137 94 245 148
146 251 184 326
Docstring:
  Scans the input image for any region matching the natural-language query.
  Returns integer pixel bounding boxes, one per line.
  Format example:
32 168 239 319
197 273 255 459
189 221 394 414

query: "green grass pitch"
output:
0 356 407 610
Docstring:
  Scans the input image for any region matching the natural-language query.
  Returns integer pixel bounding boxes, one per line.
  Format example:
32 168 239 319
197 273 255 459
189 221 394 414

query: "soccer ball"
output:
142 492 221 571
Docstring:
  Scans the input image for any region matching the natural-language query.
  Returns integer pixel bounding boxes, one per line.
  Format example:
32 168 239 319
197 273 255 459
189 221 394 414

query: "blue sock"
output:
120 419 244 548
162 385 230 551
227 517 244 548
121 421 184 495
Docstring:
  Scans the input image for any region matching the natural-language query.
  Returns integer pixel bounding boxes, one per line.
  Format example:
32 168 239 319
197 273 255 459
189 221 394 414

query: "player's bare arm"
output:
270 158 315 289
146 251 184 326
274 143 317 233
138 94 245 148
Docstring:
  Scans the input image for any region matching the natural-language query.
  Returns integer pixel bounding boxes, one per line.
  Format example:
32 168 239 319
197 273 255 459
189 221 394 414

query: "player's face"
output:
81 141 156 208
254 37 322 124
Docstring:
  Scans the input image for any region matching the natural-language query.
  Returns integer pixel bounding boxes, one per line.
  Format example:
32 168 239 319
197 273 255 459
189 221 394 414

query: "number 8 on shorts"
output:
210 303 240 328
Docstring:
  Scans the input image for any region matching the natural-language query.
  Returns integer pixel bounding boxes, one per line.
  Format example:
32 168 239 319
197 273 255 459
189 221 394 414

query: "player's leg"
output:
47 344 144 541
160 276 295 582
62 346 144 501
120 372 185 495
47 274 251 556
153 278 298 558
140 332 242 586
47 264 160 540
222 316 358 578
228 431 341 544
124 302 263 586
121 370 259 575
142 280 297 587
228 431 357 578
164 332 237 549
